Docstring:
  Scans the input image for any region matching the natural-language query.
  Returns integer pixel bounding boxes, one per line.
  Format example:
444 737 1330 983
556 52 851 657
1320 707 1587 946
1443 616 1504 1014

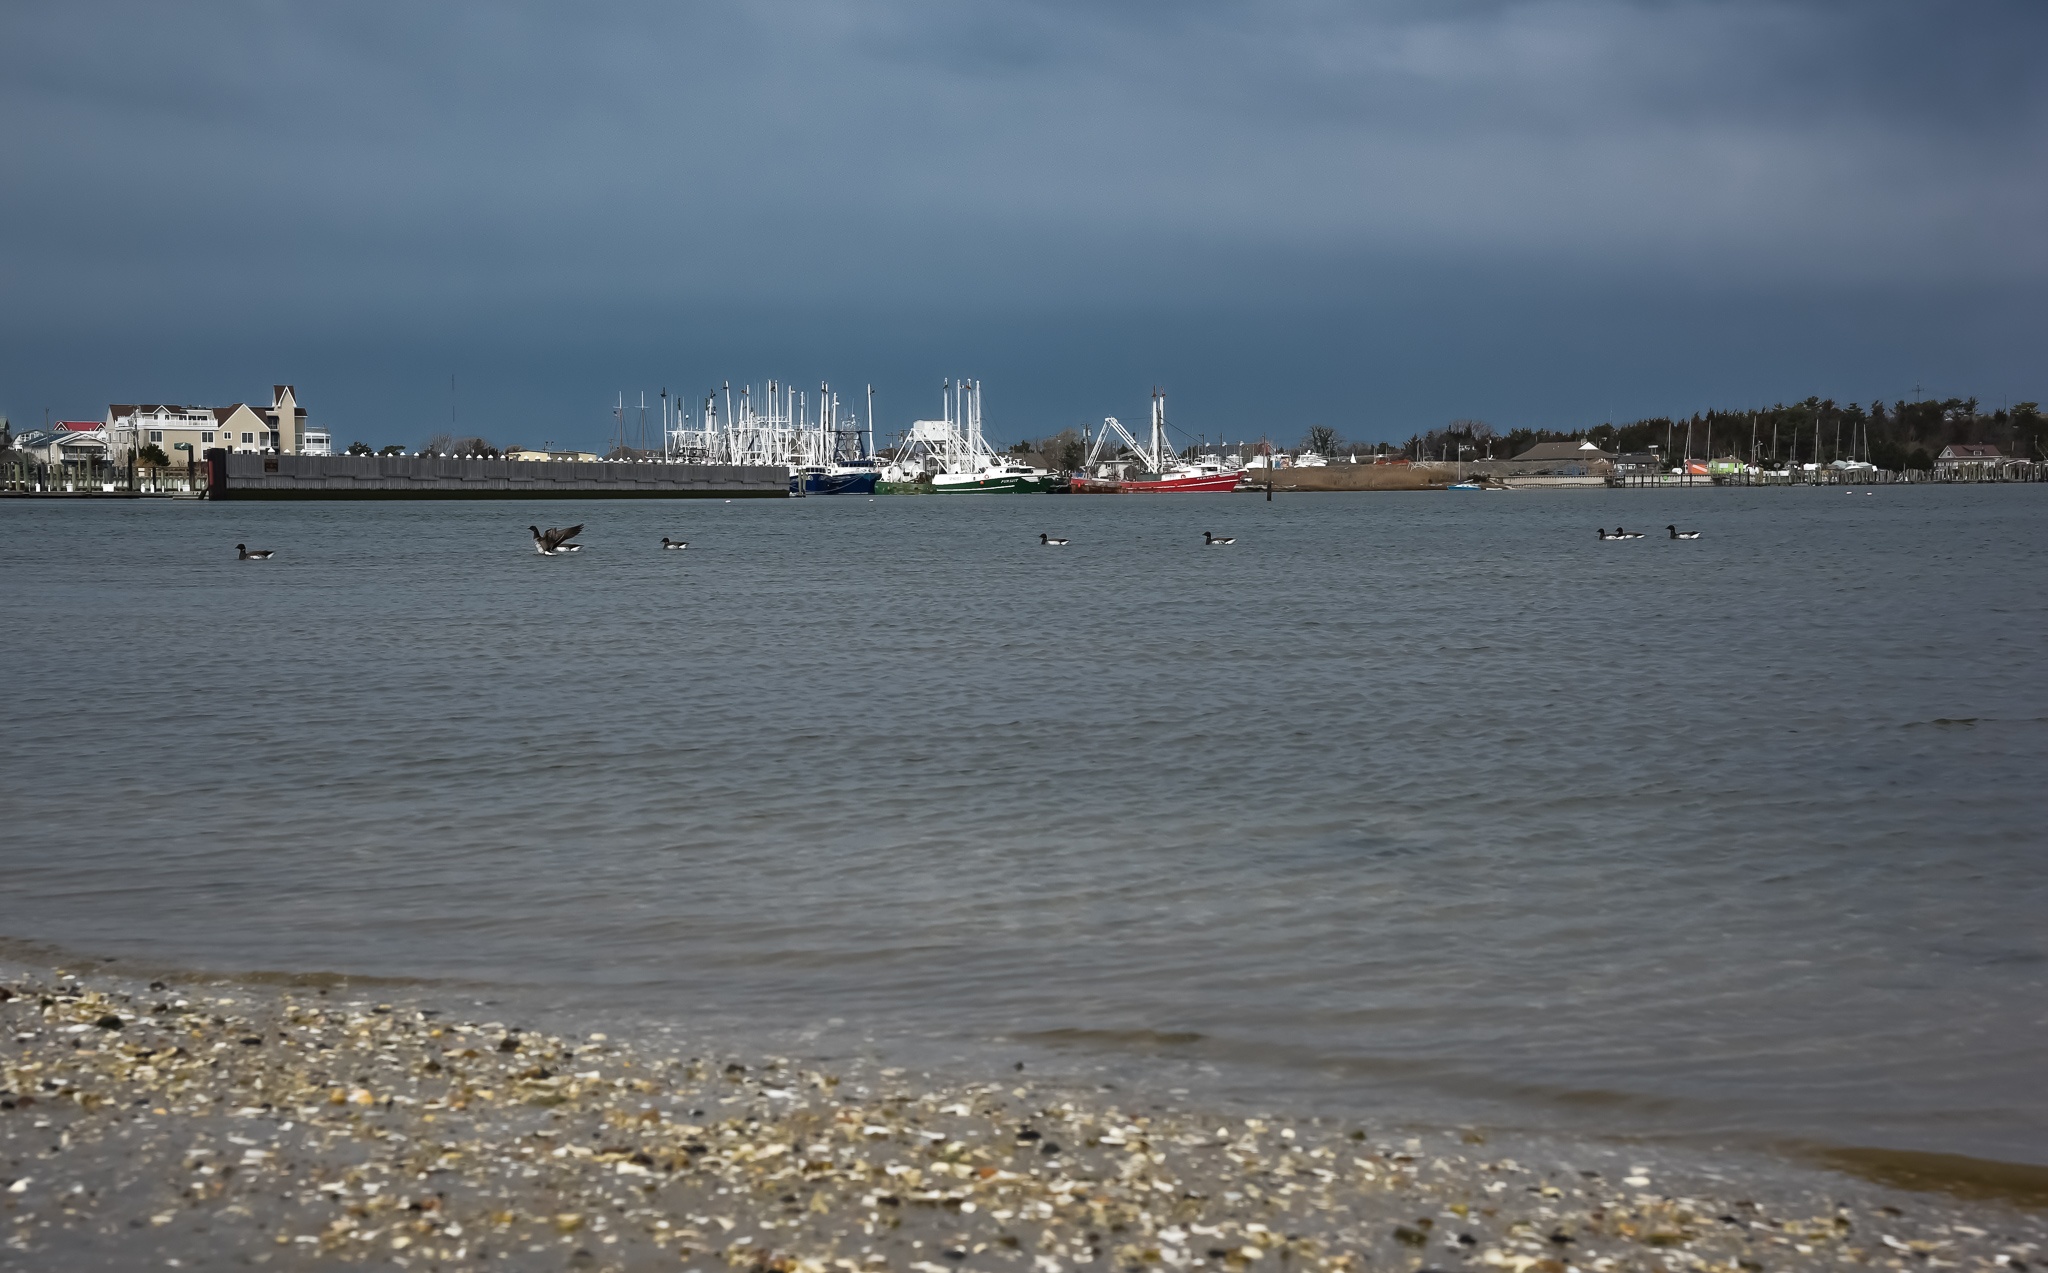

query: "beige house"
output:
1933 444 2012 480
108 386 309 459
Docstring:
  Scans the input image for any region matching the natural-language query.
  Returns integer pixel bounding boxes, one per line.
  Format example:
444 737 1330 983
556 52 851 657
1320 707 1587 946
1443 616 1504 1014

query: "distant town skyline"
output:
3 1 2043 450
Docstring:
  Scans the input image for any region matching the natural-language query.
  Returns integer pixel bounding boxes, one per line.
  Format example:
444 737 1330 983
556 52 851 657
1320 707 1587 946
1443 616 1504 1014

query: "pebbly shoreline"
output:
3 966 2042 1272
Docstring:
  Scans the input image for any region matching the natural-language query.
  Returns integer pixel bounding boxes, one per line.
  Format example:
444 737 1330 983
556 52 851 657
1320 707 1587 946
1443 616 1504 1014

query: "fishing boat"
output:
1116 457 1245 492
887 379 1059 493
932 461 1059 493
791 459 880 495
667 379 884 494
1076 390 1246 493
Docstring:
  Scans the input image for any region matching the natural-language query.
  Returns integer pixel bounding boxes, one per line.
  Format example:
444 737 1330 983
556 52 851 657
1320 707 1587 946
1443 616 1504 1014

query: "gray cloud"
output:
2 1 2042 443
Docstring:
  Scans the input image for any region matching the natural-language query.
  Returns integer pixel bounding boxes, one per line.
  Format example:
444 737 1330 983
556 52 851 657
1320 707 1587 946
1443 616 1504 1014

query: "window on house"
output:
241 433 254 444
149 431 163 442
202 432 214 444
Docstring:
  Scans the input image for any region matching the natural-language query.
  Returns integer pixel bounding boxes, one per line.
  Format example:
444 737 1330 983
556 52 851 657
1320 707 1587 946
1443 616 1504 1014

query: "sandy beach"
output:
3 964 2042 1272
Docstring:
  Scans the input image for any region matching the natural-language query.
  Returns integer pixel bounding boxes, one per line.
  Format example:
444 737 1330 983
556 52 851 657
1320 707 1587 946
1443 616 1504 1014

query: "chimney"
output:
273 385 299 454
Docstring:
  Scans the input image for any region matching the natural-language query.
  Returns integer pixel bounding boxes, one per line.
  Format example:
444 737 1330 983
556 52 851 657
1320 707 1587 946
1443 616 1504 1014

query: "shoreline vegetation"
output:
1400 399 2044 473
4 965 2044 1271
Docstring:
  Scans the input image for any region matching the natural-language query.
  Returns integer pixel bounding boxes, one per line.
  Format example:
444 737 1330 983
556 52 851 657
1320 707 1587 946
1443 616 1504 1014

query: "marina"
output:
657 381 882 495
8 383 2043 500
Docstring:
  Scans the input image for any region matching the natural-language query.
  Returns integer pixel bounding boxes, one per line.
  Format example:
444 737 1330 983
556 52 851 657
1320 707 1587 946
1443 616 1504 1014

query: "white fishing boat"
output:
889 380 1059 492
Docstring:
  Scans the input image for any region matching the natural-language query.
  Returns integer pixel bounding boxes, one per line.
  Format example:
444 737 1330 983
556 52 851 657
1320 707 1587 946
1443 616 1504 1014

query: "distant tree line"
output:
1463 397 2042 471
1006 429 1088 472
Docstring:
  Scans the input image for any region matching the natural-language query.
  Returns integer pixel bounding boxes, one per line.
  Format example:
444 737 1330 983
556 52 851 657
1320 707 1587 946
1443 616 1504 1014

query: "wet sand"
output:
3 966 2042 1272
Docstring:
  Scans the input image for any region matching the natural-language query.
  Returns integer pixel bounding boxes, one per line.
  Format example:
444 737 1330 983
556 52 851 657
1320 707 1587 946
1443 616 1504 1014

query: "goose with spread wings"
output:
530 524 584 555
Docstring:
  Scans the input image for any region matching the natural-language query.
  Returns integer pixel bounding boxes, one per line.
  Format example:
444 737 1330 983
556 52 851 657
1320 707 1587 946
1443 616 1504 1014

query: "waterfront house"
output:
107 386 310 462
1509 440 1615 476
1934 444 2010 480
14 422 109 466
7 423 110 486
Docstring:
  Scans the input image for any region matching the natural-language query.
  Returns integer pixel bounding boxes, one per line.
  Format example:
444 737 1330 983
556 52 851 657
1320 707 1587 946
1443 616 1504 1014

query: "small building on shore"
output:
1934 444 2010 480
11 422 109 468
1509 439 1615 476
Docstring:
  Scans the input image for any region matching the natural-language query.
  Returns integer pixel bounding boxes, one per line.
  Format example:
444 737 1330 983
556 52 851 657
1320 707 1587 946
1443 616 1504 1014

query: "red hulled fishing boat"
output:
1075 391 1246 493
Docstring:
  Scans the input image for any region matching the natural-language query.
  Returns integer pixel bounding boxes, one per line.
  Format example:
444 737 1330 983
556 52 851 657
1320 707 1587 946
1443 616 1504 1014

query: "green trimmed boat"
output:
931 462 1060 493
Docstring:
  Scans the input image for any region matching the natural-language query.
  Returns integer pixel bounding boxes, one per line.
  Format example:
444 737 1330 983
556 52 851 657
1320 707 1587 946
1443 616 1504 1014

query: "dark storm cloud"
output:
2 1 2043 442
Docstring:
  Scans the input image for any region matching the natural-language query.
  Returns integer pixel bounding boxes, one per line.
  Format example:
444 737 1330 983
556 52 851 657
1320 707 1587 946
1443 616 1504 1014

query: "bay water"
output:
2 486 2043 1171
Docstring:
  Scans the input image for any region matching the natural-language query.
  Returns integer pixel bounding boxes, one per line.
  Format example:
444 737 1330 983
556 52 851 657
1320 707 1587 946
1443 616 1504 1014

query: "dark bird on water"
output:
530 524 584 554
236 543 274 560
662 537 688 550
1040 533 1068 546
1668 524 1702 539
1204 531 1235 545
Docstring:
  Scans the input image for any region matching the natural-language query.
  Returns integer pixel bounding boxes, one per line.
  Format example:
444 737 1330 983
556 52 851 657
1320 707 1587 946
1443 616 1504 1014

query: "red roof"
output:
58 421 100 431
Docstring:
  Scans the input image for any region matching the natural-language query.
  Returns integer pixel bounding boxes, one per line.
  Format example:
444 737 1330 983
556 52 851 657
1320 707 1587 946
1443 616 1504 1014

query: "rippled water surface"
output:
3 487 2044 1164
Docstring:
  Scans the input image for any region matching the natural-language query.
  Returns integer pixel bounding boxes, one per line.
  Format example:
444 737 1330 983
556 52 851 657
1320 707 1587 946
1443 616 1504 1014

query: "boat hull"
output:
931 474 1061 493
790 470 880 495
1114 470 1245 493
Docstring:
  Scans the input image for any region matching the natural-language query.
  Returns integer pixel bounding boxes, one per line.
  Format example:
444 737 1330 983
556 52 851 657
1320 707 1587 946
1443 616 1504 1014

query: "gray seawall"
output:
207 451 787 499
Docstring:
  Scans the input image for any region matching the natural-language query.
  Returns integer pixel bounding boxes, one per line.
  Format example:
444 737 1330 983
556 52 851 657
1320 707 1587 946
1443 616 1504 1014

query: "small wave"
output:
1014 1027 1207 1049
1804 1143 2048 1208
0 934 497 995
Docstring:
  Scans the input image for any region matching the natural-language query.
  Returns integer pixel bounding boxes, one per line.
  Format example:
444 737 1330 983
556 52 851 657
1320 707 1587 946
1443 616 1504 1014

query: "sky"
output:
3 0 2044 451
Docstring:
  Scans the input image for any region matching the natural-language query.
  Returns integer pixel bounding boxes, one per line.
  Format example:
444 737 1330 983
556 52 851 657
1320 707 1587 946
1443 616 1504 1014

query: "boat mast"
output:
970 380 982 465
1150 388 1169 473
